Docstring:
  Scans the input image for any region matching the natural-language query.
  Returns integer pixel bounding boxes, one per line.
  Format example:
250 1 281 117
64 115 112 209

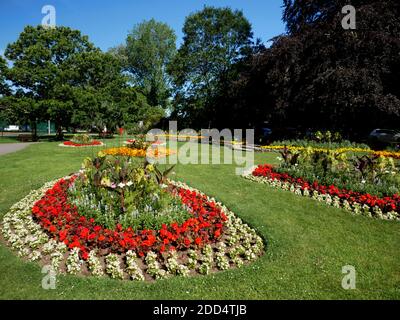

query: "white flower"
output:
118 182 126 188
126 181 133 187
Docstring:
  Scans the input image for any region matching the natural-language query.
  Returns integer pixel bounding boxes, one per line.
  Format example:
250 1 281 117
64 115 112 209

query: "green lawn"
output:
0 136 20 144
0 139 399 299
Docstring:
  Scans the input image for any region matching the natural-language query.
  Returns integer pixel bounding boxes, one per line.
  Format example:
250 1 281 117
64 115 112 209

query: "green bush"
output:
71 134 93 144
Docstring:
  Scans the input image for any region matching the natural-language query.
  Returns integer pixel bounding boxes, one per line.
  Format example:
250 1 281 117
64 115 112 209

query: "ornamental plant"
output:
72 134 93 144
69 154 190 230
274 148 400 197
248 164 400 218
2 175 264 281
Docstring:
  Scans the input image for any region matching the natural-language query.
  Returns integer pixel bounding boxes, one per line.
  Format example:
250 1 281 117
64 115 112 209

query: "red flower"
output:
81 251 89 260
30 176 232 257
184 238 191 247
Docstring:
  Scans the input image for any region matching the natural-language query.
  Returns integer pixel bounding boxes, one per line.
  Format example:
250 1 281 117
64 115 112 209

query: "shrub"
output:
71 134 93 144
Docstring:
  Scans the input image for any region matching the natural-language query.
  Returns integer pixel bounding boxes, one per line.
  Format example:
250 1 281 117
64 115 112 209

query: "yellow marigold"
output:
101 147 174 158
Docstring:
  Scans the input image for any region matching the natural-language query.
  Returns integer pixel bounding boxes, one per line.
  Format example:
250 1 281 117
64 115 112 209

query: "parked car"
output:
368 129 400 146
4 125 20 131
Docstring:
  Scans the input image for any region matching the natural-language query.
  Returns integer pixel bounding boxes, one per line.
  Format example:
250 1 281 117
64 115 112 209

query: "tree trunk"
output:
56 122 64 141
31 121 38 141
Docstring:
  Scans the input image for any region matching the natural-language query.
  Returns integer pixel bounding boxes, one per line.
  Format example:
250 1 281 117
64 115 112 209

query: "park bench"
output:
99 131 114 139
17 134 34 142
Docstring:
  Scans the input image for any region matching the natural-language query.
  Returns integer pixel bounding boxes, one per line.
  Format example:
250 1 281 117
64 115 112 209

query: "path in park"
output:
0 143 36 156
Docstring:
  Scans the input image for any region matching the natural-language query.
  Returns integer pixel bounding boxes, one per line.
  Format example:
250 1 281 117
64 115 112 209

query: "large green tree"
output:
68 50 152 132
112 19 176 108
0 56 10 96
168 6 253 128
5 25 96 139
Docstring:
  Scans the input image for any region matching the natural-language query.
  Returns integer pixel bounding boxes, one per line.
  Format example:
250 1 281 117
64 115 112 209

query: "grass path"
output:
0 140 399 299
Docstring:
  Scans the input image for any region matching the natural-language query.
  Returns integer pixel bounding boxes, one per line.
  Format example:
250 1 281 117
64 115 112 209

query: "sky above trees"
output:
0 0 286 56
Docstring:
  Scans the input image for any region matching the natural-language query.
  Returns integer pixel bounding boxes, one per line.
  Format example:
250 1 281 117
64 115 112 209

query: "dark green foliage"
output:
111 19 177 109
209 0 400 135
0 56 10 96
168 6 253 128
4 26 151 139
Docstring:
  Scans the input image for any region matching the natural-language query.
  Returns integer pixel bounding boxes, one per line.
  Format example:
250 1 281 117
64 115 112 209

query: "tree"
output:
214 0 400 137
112 19 176 108
70 50 155 133
0 56 10 96
5 25 96 139
168 6 253 128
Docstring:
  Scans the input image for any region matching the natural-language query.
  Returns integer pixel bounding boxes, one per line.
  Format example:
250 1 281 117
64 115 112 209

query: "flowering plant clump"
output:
243 164 399 221
59 134 103 147
261 144 400 160
69 155 190 230
102 146 173 158
1 167 264 281
271 147 400 197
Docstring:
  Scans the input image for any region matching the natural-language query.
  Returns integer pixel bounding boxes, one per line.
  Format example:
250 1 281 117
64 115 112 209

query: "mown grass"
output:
0 136 20 144
0 139 399 299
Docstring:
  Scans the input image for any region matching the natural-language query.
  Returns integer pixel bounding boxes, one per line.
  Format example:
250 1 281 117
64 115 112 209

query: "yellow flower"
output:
100 147 174 158
260 145 400 159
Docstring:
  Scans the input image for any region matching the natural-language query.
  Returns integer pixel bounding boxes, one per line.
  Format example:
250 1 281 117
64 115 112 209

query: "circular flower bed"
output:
59 134 104 148
2 158 263 281
59 140 104 147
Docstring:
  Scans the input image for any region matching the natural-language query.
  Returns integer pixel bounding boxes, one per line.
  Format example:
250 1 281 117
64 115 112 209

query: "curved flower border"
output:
242 165 400 221
260 145 400 159
59 141 104 148
1 177 264 281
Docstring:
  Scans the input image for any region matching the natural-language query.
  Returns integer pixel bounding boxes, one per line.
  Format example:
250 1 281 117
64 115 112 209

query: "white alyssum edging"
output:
1 177 265 281
241 168 400 221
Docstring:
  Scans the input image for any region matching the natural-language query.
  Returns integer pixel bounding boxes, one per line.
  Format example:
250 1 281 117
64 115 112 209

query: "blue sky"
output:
0 0 286 55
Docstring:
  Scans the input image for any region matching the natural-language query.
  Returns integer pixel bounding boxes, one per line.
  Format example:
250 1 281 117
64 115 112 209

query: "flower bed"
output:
125 139 165 145
2 177 263 281
59 140 104 147
260 145 400 159
242 165 400 221
102 146 173 158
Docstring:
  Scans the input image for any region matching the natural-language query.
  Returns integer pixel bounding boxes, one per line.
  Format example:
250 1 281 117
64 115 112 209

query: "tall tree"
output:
112 19 176 108
168 6 253 128
5 25 96 139
68 50 152 132
215 0 400 136
0 56 10 96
